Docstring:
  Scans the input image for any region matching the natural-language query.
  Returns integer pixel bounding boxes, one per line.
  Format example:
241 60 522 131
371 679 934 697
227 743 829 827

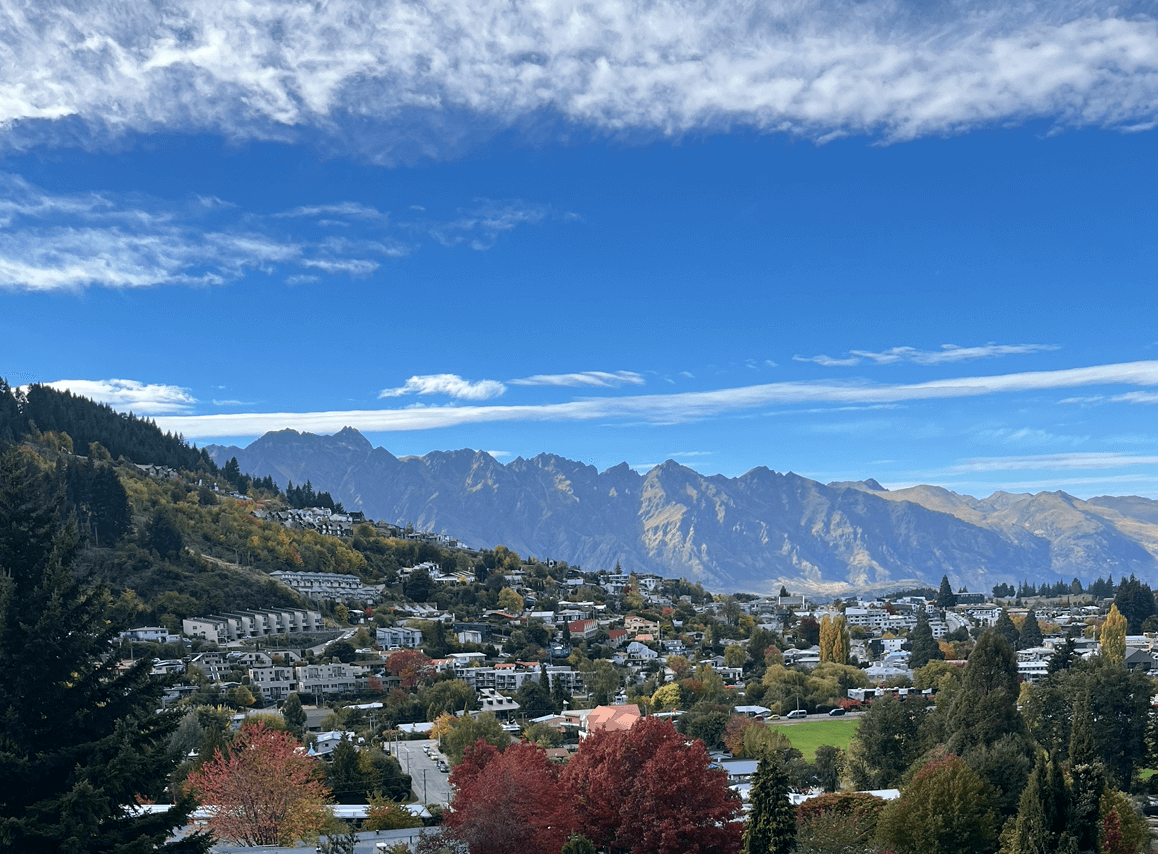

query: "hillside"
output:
208 428 1158 594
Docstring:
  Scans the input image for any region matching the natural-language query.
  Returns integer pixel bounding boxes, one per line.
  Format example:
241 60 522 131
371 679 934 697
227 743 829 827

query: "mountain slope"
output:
209 429 1158 594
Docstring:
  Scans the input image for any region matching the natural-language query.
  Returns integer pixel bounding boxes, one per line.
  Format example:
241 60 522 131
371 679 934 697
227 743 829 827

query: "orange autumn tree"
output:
186 722 332 845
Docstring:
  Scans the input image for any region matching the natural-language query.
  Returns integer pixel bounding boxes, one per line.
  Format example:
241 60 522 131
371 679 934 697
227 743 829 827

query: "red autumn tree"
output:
562 716 743 854
386 649 433 690
444 742 575 854
185 722 332 846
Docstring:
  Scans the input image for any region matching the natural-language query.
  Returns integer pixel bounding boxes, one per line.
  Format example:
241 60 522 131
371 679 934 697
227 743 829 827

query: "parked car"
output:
437 760 449 772
786 709 807 719
828 708 846 717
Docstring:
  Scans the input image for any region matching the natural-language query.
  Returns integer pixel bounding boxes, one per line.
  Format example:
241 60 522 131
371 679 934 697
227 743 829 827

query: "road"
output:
387 737 453 808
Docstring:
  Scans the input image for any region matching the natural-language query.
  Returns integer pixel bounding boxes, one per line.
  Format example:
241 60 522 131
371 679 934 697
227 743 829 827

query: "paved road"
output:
388 738 453 807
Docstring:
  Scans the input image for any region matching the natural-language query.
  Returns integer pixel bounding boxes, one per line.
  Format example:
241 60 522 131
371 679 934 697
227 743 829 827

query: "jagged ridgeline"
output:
0 376 214 471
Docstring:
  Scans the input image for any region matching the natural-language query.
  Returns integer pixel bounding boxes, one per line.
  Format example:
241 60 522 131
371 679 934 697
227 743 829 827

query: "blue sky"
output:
2 0 1158 498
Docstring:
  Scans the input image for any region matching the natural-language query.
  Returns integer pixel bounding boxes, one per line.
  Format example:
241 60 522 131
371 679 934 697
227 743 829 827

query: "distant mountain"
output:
208 429 1158 595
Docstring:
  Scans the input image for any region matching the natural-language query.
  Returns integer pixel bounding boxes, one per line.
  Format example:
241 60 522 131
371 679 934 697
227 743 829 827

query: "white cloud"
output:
797 343 1058 367
851 344 1059 365
951 452 1158 472
975 427 1089 448
510 370 645 388
275 202 387 219
0 176 547 290
378 374 507 400
39 379 196 415
794 355 861 367
0 2 1154 159
157 359 1158 439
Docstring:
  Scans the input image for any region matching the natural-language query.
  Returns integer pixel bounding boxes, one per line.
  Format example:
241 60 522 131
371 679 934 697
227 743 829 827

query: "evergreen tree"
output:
282 693 307 737
0 448 209 852
1048 637 1078 674
909 609 944 669
994 609 1021 650
327 736 366 803
936 575 958 608
1019 608 1043 649
1003 755 1054 854
745 757 796 854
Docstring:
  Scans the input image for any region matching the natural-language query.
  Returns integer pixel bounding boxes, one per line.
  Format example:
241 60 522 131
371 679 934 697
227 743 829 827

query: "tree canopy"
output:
0 448 210 853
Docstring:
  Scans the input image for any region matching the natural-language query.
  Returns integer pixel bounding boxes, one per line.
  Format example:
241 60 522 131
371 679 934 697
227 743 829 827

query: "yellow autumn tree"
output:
1100 603 1127 663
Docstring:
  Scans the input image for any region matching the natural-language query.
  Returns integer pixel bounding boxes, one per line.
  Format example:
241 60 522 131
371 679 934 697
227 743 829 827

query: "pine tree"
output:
745 757 796 854
282 693 307 736
1019 608 1043 650
1002 755 1051 854
995 609 1021 650
0 448 210 852
937 575 958 608
909 609 944 669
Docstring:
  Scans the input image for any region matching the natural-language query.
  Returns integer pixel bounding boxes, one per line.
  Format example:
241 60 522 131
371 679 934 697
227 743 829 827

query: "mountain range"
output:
207 428 1158 595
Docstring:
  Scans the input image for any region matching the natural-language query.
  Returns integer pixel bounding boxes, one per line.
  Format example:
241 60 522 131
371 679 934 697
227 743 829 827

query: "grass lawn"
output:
768 718 860 761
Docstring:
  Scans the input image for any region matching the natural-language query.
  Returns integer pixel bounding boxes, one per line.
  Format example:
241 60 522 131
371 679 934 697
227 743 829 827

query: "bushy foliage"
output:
185 722 332 846
875 753 998 854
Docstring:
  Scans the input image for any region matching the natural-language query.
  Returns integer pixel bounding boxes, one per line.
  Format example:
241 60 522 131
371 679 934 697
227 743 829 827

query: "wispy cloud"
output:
275 202 387 219
510 371 645 388
794 355 861 367
0 2 1155 157
0 175 552 291
155 359 1158 438
975 427 1089 448
796 343 1057 367
37 379 196 415
378 374 507 401
951 452 1158 472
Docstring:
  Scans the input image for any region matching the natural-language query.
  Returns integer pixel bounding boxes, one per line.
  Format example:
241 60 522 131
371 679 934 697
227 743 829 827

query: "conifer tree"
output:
994 609 1021 650
909 609 943 670
0 448 209 852
745 757 795 854
1019 608 1043 649
936 575 958 608
1002 755 1051 854
282 693 307 737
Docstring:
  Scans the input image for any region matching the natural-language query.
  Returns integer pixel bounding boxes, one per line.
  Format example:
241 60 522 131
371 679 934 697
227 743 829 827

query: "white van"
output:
785 709 808 719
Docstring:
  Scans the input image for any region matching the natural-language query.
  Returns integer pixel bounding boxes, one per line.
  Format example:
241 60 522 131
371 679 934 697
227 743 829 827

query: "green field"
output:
768 719 860 761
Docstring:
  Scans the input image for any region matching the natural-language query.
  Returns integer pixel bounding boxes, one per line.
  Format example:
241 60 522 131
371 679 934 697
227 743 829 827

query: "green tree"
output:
327 736 367 803
1018 608 1043 649
909 609 944 669
1100 604 1127 663
0 448 210 853
744 758 796 854
946 629 1034 817
813 745 845 793
936 575 958 609
561 834 597 854
442 713 511 765
994 609 1021 650
848 694 924 789
282 693 307 736
876 754 998 854
1001 754 1064 854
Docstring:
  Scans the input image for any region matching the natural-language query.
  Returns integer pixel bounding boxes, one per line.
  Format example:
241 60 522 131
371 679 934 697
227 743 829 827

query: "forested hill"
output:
0 377 214 472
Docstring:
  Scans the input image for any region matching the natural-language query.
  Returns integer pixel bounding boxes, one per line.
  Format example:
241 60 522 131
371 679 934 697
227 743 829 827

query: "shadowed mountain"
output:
209 429 1158 594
